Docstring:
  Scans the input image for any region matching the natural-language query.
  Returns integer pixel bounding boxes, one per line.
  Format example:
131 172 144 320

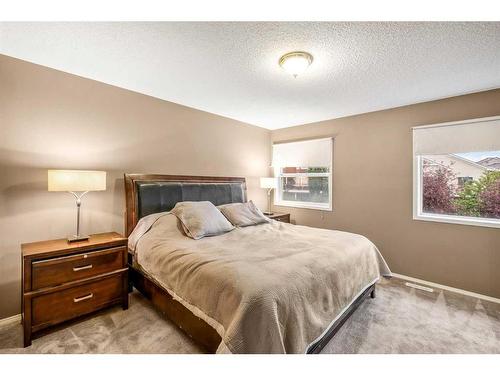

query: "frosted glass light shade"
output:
279 51 313 77
48 170 106 192
260 177 277 189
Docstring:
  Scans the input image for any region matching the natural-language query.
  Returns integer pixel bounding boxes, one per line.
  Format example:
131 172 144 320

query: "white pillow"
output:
171 201 234 240
218 201 270 227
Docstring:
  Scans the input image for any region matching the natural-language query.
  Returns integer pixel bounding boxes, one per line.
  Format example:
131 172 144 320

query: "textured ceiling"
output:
1 22 499 129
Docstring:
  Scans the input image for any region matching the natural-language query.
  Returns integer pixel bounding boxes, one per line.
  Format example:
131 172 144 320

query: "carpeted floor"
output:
1 277 499 354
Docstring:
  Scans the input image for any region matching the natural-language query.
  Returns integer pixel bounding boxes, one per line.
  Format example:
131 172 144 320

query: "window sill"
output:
413 213 500 229
275 201 332 211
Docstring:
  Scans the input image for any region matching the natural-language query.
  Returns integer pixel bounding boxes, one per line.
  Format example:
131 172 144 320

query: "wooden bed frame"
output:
124 173 375 354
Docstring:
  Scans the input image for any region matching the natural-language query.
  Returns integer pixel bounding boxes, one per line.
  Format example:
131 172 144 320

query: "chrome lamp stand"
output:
68 191 90 242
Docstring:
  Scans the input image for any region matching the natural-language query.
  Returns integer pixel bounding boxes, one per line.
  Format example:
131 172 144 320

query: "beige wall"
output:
0 55 271 319
1 53 499 320
272 89 500 299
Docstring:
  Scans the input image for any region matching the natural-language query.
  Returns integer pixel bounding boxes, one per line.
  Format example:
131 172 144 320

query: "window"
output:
272 138 333 210
413 116 500 228
457 176 473 189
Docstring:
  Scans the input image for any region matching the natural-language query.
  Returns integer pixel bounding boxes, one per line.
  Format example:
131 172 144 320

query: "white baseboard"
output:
0 313 21 328
392 273 500 305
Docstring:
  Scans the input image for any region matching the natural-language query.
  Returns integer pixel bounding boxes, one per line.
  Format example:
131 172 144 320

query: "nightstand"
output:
265 212 291 223
21 232 128 347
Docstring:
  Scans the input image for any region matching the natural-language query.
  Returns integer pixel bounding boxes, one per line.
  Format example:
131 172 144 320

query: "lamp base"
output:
67 234 90 243
263 211 274 216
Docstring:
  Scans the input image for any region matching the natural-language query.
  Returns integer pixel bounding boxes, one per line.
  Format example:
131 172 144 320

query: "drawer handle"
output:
73 293 93 303
73 264 93 272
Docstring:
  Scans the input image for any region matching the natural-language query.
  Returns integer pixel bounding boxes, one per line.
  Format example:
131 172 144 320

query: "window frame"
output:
412 116 500 229
274 169 333 211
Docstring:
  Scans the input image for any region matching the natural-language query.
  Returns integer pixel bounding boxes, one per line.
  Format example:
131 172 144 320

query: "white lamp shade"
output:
48 170 106 192
260 177 277 189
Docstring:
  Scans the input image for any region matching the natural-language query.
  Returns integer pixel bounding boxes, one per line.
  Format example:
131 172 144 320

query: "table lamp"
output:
260 177 277 215
48 169 106 242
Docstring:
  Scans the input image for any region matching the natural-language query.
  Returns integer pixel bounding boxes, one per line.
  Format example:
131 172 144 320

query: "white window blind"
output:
272 138 332 167
413 117 500 155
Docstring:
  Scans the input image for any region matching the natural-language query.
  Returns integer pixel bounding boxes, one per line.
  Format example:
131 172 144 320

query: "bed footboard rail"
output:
306 283 376 354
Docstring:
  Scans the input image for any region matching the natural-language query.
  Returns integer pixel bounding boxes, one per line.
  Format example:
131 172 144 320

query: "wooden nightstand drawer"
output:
31 273 124 331
31 246 125 290
22 232 128 347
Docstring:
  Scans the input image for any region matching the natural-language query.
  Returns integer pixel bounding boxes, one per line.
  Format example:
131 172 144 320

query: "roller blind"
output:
272 138 332 167
413 117 500 155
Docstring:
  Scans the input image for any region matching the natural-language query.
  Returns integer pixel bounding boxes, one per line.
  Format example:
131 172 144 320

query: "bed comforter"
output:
130 213 390 354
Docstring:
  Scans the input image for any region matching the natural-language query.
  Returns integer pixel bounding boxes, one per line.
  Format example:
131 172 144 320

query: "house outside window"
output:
413 116 500 228
457 176 473 189
273 138 333 211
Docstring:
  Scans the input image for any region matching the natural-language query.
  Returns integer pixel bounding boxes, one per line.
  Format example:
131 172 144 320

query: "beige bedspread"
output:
132 213 390 354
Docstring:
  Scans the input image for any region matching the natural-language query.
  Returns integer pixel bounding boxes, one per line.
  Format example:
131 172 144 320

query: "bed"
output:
124 174 391 354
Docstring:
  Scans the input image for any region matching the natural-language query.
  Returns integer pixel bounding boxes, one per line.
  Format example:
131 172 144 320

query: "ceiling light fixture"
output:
279 51 313 78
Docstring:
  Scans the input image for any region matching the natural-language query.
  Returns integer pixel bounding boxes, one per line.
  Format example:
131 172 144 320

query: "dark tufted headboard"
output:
124 174 247 236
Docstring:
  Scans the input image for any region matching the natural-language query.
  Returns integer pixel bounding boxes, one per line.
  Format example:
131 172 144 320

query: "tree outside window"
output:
422 158 500 219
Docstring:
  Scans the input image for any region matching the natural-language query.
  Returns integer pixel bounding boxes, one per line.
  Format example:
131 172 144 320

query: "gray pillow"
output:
218 201 270 227
171 201 234 240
